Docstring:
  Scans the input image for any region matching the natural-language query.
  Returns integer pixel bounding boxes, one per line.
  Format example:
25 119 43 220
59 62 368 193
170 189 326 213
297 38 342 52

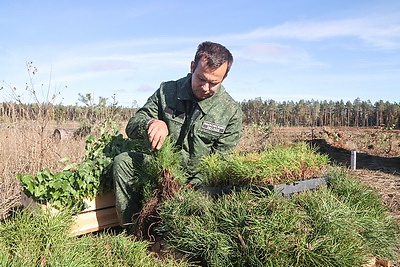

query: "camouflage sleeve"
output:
125 89 160 140
212 105 243 153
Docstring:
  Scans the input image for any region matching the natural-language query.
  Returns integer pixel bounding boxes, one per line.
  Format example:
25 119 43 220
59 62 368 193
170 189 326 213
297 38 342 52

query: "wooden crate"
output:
70 191 119 236
22 191 120 236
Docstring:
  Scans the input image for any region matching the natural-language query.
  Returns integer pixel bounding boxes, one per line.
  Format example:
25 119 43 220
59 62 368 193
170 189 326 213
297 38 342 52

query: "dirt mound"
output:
310 138 400 175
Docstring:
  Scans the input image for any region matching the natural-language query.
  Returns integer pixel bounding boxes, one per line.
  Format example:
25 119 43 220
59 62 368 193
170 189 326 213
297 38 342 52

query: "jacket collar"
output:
176 73 192 101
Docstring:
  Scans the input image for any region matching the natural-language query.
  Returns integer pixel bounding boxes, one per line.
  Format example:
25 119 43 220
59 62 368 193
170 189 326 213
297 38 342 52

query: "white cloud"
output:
227 14 400 50
235 43 326 67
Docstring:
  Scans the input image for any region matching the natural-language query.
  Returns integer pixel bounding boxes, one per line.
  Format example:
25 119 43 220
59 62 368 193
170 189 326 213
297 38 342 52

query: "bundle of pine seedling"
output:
0 208 190 266
154 143 399 266
198 142 329 186
157 168 399 266
132 138 187 239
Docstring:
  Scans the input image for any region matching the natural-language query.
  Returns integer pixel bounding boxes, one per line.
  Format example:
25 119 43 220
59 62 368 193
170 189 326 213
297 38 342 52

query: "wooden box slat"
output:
70 206 119 236
81 191 116 212
70 191 119 236
22 191 120 236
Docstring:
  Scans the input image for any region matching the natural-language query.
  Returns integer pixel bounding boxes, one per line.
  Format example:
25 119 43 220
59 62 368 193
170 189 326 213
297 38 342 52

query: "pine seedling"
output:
328 168 400 261
138 136 187 201
157 170 399 266
0 208 190 266
199 142 329 186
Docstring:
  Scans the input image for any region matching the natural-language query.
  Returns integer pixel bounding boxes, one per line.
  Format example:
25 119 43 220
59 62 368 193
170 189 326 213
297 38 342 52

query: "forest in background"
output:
0 97 399 129
242 97 399 128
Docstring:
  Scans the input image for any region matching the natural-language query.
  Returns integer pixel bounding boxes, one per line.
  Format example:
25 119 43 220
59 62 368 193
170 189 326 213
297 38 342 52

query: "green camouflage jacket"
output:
126 73 242 185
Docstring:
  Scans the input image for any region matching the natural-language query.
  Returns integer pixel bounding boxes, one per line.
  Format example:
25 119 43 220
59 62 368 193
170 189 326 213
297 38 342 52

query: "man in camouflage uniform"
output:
113 41 242 226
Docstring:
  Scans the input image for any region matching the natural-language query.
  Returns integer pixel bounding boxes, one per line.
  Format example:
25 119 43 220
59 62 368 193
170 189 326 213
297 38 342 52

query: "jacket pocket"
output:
196 125 222 145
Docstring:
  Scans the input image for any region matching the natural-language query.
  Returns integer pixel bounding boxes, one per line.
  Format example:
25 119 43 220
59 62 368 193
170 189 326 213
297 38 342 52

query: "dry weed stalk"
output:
0 175 21 220
0 121 86 218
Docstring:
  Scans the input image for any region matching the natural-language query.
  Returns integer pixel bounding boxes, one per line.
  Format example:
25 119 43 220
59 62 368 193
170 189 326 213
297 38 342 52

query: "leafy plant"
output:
17 119 187 211
17 119 136 209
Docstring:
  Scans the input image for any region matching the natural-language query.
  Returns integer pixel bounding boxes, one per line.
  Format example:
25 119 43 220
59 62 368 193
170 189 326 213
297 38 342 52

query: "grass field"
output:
0 120 399 266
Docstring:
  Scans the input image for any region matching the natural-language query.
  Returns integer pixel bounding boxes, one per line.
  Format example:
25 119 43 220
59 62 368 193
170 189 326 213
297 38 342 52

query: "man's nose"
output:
201 82 210 91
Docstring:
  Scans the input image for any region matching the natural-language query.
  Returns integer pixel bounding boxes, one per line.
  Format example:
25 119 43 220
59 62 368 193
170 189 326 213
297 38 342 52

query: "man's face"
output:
191 57 228 100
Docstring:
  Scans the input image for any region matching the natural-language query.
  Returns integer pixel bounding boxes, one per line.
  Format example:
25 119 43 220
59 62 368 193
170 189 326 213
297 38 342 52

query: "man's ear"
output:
190 61 195 73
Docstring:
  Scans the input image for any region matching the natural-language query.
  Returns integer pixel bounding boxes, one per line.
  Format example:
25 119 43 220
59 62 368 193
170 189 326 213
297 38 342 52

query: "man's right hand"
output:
147 119 169 150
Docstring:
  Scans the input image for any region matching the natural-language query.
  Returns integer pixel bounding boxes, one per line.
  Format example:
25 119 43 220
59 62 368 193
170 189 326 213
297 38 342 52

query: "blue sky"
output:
1 0 399 107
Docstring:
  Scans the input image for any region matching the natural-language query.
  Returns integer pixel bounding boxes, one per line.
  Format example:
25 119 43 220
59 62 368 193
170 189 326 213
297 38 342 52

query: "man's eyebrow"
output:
197 74 220 83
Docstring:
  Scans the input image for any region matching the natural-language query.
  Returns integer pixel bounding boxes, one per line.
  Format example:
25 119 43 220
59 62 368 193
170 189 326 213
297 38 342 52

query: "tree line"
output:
242 97 399 129
1 97 399 129
0 102 136 123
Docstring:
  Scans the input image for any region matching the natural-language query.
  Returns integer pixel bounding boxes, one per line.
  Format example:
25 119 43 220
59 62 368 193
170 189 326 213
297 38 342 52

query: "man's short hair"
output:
193 41 233 76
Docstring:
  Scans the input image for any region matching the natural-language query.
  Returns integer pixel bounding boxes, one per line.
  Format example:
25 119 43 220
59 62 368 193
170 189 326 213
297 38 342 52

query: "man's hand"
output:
147 119 169 150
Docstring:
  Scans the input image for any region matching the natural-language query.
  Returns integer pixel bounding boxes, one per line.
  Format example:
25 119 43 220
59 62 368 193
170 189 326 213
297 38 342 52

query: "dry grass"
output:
0 121 86 173
0 121 86 218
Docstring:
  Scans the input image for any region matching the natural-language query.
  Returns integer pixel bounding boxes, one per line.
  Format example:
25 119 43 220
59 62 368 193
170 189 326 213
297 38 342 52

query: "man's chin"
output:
194 94 205 100
194 92 212 100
